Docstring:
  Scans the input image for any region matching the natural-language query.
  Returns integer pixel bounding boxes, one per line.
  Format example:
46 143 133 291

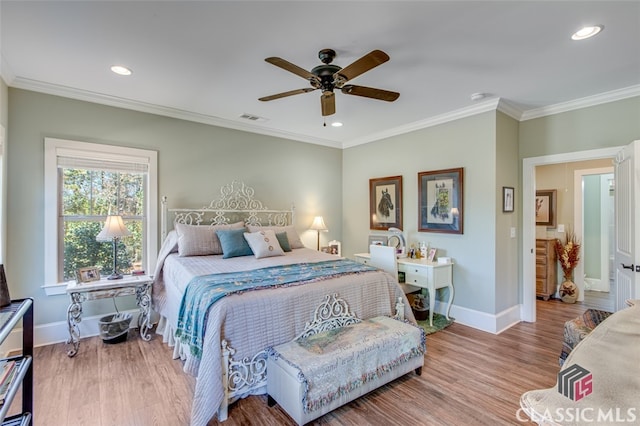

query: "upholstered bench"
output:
559 308 612 365
266 293 425 425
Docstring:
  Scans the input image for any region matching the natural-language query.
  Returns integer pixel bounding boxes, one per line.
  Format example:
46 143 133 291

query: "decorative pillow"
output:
175 222 244 257
243 230 285 259
275 232 291 252
216 228 254 259
246 225 304 249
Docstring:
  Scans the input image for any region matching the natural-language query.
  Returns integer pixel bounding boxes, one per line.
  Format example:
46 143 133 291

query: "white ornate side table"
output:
65 275 153 357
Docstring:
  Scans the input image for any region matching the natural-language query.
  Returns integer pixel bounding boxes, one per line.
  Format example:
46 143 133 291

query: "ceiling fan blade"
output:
341 85 399 102
259 88 316 102
265 57 319 83
334 50 390 84
321 92 336 116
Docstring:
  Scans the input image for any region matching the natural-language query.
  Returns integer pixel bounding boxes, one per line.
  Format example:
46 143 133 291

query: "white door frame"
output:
522 147 622 322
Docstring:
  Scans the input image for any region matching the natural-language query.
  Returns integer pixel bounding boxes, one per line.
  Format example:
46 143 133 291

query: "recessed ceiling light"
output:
331 122 343 127
110 65 132 76
470 93 486 101
571 25 603 41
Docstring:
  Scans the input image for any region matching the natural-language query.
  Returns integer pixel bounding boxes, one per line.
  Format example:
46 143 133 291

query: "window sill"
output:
42 282 70 296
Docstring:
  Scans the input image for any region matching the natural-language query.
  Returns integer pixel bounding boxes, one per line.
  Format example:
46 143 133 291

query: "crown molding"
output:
520 85 640 121
8 76 639 150
9 77 343 149
343 98 501 149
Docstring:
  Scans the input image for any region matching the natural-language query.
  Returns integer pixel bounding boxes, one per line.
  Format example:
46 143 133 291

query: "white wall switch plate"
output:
510 227 516 238
558 224 565 233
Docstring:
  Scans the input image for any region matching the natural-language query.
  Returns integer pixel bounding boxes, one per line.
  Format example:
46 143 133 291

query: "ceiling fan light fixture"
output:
110 65 132 76
571 25 603 40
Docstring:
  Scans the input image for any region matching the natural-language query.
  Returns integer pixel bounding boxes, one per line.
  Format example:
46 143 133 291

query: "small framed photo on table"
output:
76 267 100 284
427 248 437 262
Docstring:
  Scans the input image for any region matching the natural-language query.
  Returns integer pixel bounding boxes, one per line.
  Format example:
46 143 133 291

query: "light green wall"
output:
519 97 640 158
343 112 499 314
495 112 519 312
0 78 7 128
7 88 342 325
583 174 602 278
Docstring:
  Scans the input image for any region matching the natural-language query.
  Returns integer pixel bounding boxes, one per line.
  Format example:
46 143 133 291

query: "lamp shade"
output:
309 216 328 232
96 215 132 241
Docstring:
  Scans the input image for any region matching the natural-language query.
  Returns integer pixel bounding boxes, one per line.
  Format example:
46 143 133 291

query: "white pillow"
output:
175 221 244 256
243 230 285 259
246 225 304 249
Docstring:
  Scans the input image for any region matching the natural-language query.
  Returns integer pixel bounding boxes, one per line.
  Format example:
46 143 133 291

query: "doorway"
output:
574 168 615 312
522 147 622 323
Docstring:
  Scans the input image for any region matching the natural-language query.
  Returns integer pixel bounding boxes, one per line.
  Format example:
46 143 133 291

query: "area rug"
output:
416 314 454 335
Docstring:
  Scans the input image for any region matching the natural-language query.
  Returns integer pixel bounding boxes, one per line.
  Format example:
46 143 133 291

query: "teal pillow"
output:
276 232 292 252
216 228 253 259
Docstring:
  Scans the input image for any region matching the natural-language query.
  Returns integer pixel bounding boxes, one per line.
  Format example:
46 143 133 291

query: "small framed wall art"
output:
535 189 557 228
369 175 403 231
418 168 463 234
503 187 514 212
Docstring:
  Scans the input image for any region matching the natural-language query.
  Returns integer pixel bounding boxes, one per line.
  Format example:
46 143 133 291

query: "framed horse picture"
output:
418 168 463 234
369 175 403 231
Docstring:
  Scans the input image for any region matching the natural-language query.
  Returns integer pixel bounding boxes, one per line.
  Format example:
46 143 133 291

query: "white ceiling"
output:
1 1 639 149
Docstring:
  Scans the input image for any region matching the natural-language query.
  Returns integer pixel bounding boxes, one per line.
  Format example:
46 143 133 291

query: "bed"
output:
151 181 415 425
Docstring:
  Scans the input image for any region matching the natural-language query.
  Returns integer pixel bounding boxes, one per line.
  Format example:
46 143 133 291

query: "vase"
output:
560 276 578 304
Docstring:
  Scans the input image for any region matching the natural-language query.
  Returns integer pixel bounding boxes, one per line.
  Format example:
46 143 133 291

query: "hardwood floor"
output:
10 300 587 425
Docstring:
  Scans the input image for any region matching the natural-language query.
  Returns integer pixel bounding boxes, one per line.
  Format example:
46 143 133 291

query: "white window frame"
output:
44 138 158 295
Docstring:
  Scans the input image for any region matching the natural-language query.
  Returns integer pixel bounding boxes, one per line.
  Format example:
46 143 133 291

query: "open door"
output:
614 140 639 310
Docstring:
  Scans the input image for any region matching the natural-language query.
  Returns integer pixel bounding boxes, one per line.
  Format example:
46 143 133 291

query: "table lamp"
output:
309 216 328 250
97 215 131 280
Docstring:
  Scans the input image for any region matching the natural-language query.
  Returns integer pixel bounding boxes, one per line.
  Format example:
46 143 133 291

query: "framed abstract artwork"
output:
418 168 463 234
369 175 403 230
535 189 556 228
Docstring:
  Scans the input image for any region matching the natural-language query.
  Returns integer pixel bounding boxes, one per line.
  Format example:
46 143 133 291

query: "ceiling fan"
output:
259 48 399 117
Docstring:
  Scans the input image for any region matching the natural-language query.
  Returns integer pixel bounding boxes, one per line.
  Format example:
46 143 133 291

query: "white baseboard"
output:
0 308 142 354
443 302 522 334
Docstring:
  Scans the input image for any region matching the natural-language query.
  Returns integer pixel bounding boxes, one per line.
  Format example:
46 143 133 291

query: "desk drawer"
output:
405 272 428 287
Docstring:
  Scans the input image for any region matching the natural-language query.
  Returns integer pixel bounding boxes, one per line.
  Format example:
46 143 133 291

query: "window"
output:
44 138 158 293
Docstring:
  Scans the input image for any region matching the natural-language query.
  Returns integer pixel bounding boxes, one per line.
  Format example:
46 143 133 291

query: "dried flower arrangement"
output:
555 230 581 281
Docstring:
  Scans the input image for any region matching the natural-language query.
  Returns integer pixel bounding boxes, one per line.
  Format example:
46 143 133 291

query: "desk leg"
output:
136 283 152 341
428 286 435 327
66 293 83 357
445 284 454 320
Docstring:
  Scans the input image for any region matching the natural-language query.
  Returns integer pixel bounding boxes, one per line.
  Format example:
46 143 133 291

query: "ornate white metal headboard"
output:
161 180 295 241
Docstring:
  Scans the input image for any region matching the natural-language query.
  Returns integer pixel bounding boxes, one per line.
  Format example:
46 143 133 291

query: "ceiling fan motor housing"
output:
311 64 342 92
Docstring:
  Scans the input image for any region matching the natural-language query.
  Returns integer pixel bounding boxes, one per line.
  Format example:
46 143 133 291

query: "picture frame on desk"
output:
76 266 100 284
418 168 463 234
427 248 437 262
368 235 388 248
369 175 403 231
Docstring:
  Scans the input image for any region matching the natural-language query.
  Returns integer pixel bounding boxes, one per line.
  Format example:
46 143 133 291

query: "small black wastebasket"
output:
99 313 132 344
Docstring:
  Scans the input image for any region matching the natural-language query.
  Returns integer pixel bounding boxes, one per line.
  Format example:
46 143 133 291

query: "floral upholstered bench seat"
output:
559 308 612 365
266 294 425 425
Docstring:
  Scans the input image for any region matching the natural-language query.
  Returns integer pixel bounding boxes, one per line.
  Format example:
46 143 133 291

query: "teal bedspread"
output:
175 259 377 357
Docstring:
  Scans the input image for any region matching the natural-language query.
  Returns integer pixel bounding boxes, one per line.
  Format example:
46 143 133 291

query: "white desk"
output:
354 253 454 326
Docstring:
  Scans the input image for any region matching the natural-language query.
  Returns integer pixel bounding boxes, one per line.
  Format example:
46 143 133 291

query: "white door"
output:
614 140 640 310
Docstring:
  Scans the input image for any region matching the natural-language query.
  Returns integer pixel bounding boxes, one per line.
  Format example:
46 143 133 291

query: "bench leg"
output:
415 367 422 376
267 395 277 407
